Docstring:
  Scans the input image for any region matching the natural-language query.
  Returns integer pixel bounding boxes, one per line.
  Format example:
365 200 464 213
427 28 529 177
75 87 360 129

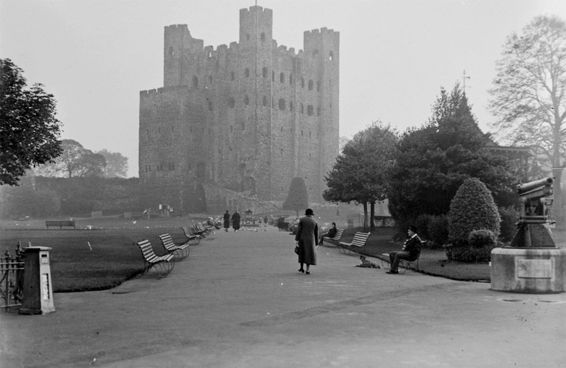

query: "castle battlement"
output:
140 85 188 97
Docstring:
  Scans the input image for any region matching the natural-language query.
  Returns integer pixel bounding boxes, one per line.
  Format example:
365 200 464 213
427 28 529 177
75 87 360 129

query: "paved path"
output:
1 227 565 367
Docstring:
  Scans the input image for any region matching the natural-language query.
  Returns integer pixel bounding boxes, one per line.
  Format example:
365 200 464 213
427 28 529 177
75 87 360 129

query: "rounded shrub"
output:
448 178 500 244
468 229 497 249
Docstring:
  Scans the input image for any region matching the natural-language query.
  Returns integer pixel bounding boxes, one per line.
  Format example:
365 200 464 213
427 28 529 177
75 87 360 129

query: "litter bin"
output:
19 247 55 315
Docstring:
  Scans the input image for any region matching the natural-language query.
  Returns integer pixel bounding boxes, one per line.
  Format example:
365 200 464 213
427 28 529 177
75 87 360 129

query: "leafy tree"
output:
388 84 515 230
97 149 128 178
489 15 566 225
283 177 309 217
324 122 398 231
34 139 106 178
447 178 500 262
0 58 62 185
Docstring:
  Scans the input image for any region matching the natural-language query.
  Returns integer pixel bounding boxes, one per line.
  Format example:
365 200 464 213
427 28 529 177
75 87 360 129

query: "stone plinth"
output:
491 247 566 293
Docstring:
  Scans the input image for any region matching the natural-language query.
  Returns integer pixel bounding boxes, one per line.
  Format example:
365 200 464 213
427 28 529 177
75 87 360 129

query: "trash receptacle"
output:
19 247 55 315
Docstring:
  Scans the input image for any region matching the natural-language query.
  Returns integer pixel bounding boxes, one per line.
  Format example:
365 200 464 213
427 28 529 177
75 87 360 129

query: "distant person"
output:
223 210 230 232
387 225 422 274
295 208 319 275
320 222 338 243
232 211 241 232
264 215 269 226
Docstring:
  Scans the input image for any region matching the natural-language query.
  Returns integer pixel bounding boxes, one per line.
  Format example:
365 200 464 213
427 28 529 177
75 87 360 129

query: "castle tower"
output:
139 6 339 210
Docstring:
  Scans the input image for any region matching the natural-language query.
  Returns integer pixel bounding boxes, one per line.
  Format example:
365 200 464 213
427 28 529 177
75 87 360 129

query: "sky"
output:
2 0 566 178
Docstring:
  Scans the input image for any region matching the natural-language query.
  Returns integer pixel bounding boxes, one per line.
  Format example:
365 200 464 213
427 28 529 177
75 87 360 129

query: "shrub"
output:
499 206 519 243
448 178 500 262
427 214 449 248
468 229 497 248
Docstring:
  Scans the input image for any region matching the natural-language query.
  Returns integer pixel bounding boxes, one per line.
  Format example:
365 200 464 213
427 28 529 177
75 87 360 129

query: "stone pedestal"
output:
491 247 566 293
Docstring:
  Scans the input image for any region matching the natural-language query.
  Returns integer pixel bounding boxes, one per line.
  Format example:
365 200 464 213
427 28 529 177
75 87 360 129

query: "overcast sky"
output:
2 0 566 177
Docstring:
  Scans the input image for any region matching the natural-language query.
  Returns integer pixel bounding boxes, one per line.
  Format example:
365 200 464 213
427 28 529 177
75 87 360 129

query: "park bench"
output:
321 228 344 246
338 232 370 254
45 220 76 229
135 239 175 275
181 226 201 245
159 233 190 258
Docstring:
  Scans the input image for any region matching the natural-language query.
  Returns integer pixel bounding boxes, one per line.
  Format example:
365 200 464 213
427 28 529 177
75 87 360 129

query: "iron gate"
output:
0 245 24 310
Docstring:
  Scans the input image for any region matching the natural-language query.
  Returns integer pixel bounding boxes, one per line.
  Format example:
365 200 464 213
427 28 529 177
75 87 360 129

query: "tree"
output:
388 84 515 230
34 139 106 178
283 177 309 217
0 58 63 185
489 16 566 226
97 149 128 178
324 122 398 231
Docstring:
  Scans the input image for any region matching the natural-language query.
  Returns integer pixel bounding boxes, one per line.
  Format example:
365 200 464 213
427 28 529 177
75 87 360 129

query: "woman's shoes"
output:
298 269 304 273
305 271 310 275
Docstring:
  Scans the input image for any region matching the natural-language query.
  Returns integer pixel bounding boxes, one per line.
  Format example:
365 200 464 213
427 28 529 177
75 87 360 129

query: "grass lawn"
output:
333 227 492 282
0 218 196 292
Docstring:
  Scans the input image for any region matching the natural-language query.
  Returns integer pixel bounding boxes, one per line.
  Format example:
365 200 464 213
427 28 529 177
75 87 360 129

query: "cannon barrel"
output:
517 177 553 195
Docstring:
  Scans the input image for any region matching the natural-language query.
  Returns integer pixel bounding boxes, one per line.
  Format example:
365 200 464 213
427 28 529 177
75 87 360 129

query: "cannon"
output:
510 177 555 248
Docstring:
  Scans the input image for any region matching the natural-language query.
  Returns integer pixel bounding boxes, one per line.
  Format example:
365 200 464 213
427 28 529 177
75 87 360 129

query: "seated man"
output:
320 222 338 242
387 225 421 274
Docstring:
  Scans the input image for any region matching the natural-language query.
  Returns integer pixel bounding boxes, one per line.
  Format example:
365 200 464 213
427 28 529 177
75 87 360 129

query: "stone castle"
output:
139 6 339 212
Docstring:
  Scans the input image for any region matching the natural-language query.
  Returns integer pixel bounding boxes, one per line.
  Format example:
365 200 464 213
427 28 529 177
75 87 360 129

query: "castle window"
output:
301 78 305 88
208 75 213 84
300 103 304 114
246 33 250 41
244 95 249 105
280 148 284 155
308 80 314 90
168 46 174 57
230 125 233 133
289 102 294 111
317 81 321 91
272 71 275 81
280 126 283 132
208 100 213 111
307 105 314 116
289 74 293 84
244 68 250 78
309 131 312 138
278 98 286 111
280 72 285 83
230 71 235 81
261 32 266 42
228 97 235 108
192 76 199 89
301 130 304 136
263 96 268 106
262 67 268 78
328 51 334 61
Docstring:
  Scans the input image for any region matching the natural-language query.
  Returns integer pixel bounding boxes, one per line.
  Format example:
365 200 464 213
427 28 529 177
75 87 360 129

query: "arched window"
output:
308 80 314 90
192 76 199 89
278 98 286 110
307 105 314 116
263 96 268 106
260 32 266 42
262 67 268 78
244 95 249 105
228 97 235 108
289 74 293 84
301 78 305 88
289 102 294 111
207 100 213 111
244 68 250 78
300 103 304 114
280 72 285 83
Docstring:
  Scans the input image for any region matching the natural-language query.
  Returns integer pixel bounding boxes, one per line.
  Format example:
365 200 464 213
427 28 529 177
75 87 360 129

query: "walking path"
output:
1 227 565 367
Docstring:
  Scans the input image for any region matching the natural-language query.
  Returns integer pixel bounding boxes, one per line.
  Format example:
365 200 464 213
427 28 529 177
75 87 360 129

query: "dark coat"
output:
231 212 241 230
402 234 422 261
295 215 318 265
223 212 230 228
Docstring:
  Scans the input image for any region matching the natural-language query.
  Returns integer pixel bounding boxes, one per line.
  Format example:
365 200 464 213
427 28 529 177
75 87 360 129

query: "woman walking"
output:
295 208 318 275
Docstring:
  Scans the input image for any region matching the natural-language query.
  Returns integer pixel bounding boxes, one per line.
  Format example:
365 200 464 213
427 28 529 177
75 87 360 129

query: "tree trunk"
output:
363 202 368 231
370 201 375 232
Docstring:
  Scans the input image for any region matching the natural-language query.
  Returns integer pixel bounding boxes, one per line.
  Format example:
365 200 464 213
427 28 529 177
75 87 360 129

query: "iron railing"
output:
0 244 24 310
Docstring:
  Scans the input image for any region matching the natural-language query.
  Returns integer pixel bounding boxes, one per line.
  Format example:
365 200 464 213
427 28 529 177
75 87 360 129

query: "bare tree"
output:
489 15 566 224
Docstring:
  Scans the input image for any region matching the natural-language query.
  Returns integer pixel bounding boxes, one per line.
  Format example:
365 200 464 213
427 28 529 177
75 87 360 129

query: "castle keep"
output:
139 6 339 211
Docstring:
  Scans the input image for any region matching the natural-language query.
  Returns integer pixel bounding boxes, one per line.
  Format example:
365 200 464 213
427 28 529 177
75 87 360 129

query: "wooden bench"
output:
135 239 175 275
338 232 370 254
45 220 76 229
159 233 190 258
321 229 344 246
181 226 201 245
